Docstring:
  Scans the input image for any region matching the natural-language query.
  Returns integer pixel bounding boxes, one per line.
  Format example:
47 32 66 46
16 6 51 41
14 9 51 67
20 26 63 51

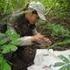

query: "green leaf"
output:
54 62 65 67
1 61 11 70
69 55 70 59
0 54 3 63
66 64 70 70
0 33 6 40
1 44 17 54
59 66 67 70
54 55 70 70
0 54 11 70
58 55 70 63
5 26 20 41
10 39 22 46
0 33 10 46
57 39 70 45
59 64 70 70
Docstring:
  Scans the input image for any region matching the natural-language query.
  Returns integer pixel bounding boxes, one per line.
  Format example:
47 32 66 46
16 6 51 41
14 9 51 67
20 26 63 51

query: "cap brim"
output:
37 12 46 21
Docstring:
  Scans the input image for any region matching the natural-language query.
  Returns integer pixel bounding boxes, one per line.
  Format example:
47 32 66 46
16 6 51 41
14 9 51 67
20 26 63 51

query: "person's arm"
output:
16 36 34 46
32 28 52 45
14 29 51 46
16 26 37 46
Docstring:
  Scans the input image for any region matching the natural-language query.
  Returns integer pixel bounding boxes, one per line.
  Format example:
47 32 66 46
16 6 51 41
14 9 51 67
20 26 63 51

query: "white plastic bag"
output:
27 49 70 70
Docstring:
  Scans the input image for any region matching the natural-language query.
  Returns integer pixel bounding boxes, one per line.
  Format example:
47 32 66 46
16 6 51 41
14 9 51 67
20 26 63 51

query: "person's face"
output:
29 13 39 24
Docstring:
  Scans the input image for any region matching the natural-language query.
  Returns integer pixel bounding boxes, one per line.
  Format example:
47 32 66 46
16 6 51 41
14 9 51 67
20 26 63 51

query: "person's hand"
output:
32 33 45 42
43 37 52 45
32 33 52 45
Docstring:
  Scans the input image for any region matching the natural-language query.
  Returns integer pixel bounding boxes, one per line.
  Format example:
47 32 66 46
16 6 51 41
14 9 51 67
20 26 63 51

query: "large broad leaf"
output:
54 55 70 70
0 33 6 40
0 54 3 64
54 62 65 67
1 44 17 54
0 54 11 70
58 55 70 63
0 33 10 46
10 38 22 46
57 39 70 45
59 65 67 70
59 64 70 70
5 26 20 41
2 62 11 70
69 55 70 59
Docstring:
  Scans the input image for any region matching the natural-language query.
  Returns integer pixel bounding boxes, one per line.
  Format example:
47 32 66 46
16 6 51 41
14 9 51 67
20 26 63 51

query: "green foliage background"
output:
0 0 70 18
0 0 70 70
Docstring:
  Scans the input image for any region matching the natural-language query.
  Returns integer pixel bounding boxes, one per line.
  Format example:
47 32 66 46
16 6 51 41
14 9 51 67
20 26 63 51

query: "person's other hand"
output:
32 33 45 42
